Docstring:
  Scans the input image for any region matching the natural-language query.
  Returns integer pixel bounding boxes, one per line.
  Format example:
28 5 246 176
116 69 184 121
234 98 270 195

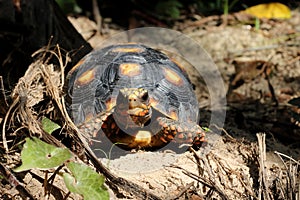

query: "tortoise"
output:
65 43 205 151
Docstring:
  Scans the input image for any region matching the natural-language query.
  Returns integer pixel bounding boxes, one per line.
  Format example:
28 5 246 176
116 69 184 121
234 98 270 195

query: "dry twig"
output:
257 133 272 200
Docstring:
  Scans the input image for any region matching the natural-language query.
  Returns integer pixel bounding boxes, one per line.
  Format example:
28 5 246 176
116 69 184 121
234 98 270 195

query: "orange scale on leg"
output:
163 123 169 128
176 126 183 133
193 139 202 145
170 125 176 131
187 138 193 143
110 122 116 129
183 127 189 132
101 122 108 129
187 132 193 138
160 137 168 143
167 134 174 140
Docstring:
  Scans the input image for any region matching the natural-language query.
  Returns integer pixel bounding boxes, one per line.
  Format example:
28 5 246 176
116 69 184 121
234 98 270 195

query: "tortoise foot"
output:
156 117 206 147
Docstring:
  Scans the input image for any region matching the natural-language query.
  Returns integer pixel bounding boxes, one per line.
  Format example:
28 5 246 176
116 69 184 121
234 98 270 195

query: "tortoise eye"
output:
141 92 149 101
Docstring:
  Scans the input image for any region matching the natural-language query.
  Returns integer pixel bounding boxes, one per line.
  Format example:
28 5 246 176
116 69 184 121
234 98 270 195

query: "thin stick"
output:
257 133 272 200
274 151 300 165
2 96 19 152
166 182 194 200
92 0 102 33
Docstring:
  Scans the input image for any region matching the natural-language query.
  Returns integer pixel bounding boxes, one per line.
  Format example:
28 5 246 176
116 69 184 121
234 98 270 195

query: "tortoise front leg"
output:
155 117 206 148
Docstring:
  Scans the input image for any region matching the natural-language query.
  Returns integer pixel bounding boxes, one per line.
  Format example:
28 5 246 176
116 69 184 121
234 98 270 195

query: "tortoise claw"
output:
156 117 206 148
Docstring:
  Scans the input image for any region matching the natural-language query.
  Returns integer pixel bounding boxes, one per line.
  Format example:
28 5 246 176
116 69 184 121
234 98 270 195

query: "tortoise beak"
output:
127 107 152 127
127 107 150 117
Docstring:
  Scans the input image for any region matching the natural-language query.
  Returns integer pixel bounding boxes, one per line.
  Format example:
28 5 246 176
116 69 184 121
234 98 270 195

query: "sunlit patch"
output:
135 130 151 144
119 63 142 76
112 47 144 53
163 68 183 86
76 68 96 85
69 58 85 74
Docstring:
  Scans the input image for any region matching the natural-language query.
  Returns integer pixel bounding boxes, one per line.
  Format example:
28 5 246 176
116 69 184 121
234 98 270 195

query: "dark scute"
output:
100 62 120 89
166 91 180 108
142 47 169 63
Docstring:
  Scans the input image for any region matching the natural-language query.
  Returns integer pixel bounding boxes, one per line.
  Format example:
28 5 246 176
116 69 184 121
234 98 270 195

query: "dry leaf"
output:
244 3 291 19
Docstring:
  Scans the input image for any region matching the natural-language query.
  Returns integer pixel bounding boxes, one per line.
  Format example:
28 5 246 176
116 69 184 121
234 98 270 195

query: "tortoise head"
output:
116 88 152 127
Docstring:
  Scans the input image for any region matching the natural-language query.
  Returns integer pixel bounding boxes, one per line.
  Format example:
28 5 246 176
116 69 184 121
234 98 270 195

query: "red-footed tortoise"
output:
65 43 205 151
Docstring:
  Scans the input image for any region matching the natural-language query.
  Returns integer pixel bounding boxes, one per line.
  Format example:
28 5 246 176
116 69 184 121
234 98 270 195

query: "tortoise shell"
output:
65 43 203 150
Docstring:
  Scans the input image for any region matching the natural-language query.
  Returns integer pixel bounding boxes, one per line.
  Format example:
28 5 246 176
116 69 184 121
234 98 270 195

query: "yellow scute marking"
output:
77 68 96 85
119 63 141 76
163 68 183 86
112 47 144 53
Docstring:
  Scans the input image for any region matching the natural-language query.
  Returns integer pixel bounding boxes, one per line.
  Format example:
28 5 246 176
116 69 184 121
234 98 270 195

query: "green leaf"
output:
55 0 82 14
155 0 183 19
42 117 61 134
63 162 109 200
202 127 211 132
14 137 72 172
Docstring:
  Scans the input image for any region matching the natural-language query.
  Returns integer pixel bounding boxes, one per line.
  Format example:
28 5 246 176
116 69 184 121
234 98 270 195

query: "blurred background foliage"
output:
55 0 299 26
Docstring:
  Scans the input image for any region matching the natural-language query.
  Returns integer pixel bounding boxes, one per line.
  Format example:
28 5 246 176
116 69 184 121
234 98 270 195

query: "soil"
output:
1 7 300 200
